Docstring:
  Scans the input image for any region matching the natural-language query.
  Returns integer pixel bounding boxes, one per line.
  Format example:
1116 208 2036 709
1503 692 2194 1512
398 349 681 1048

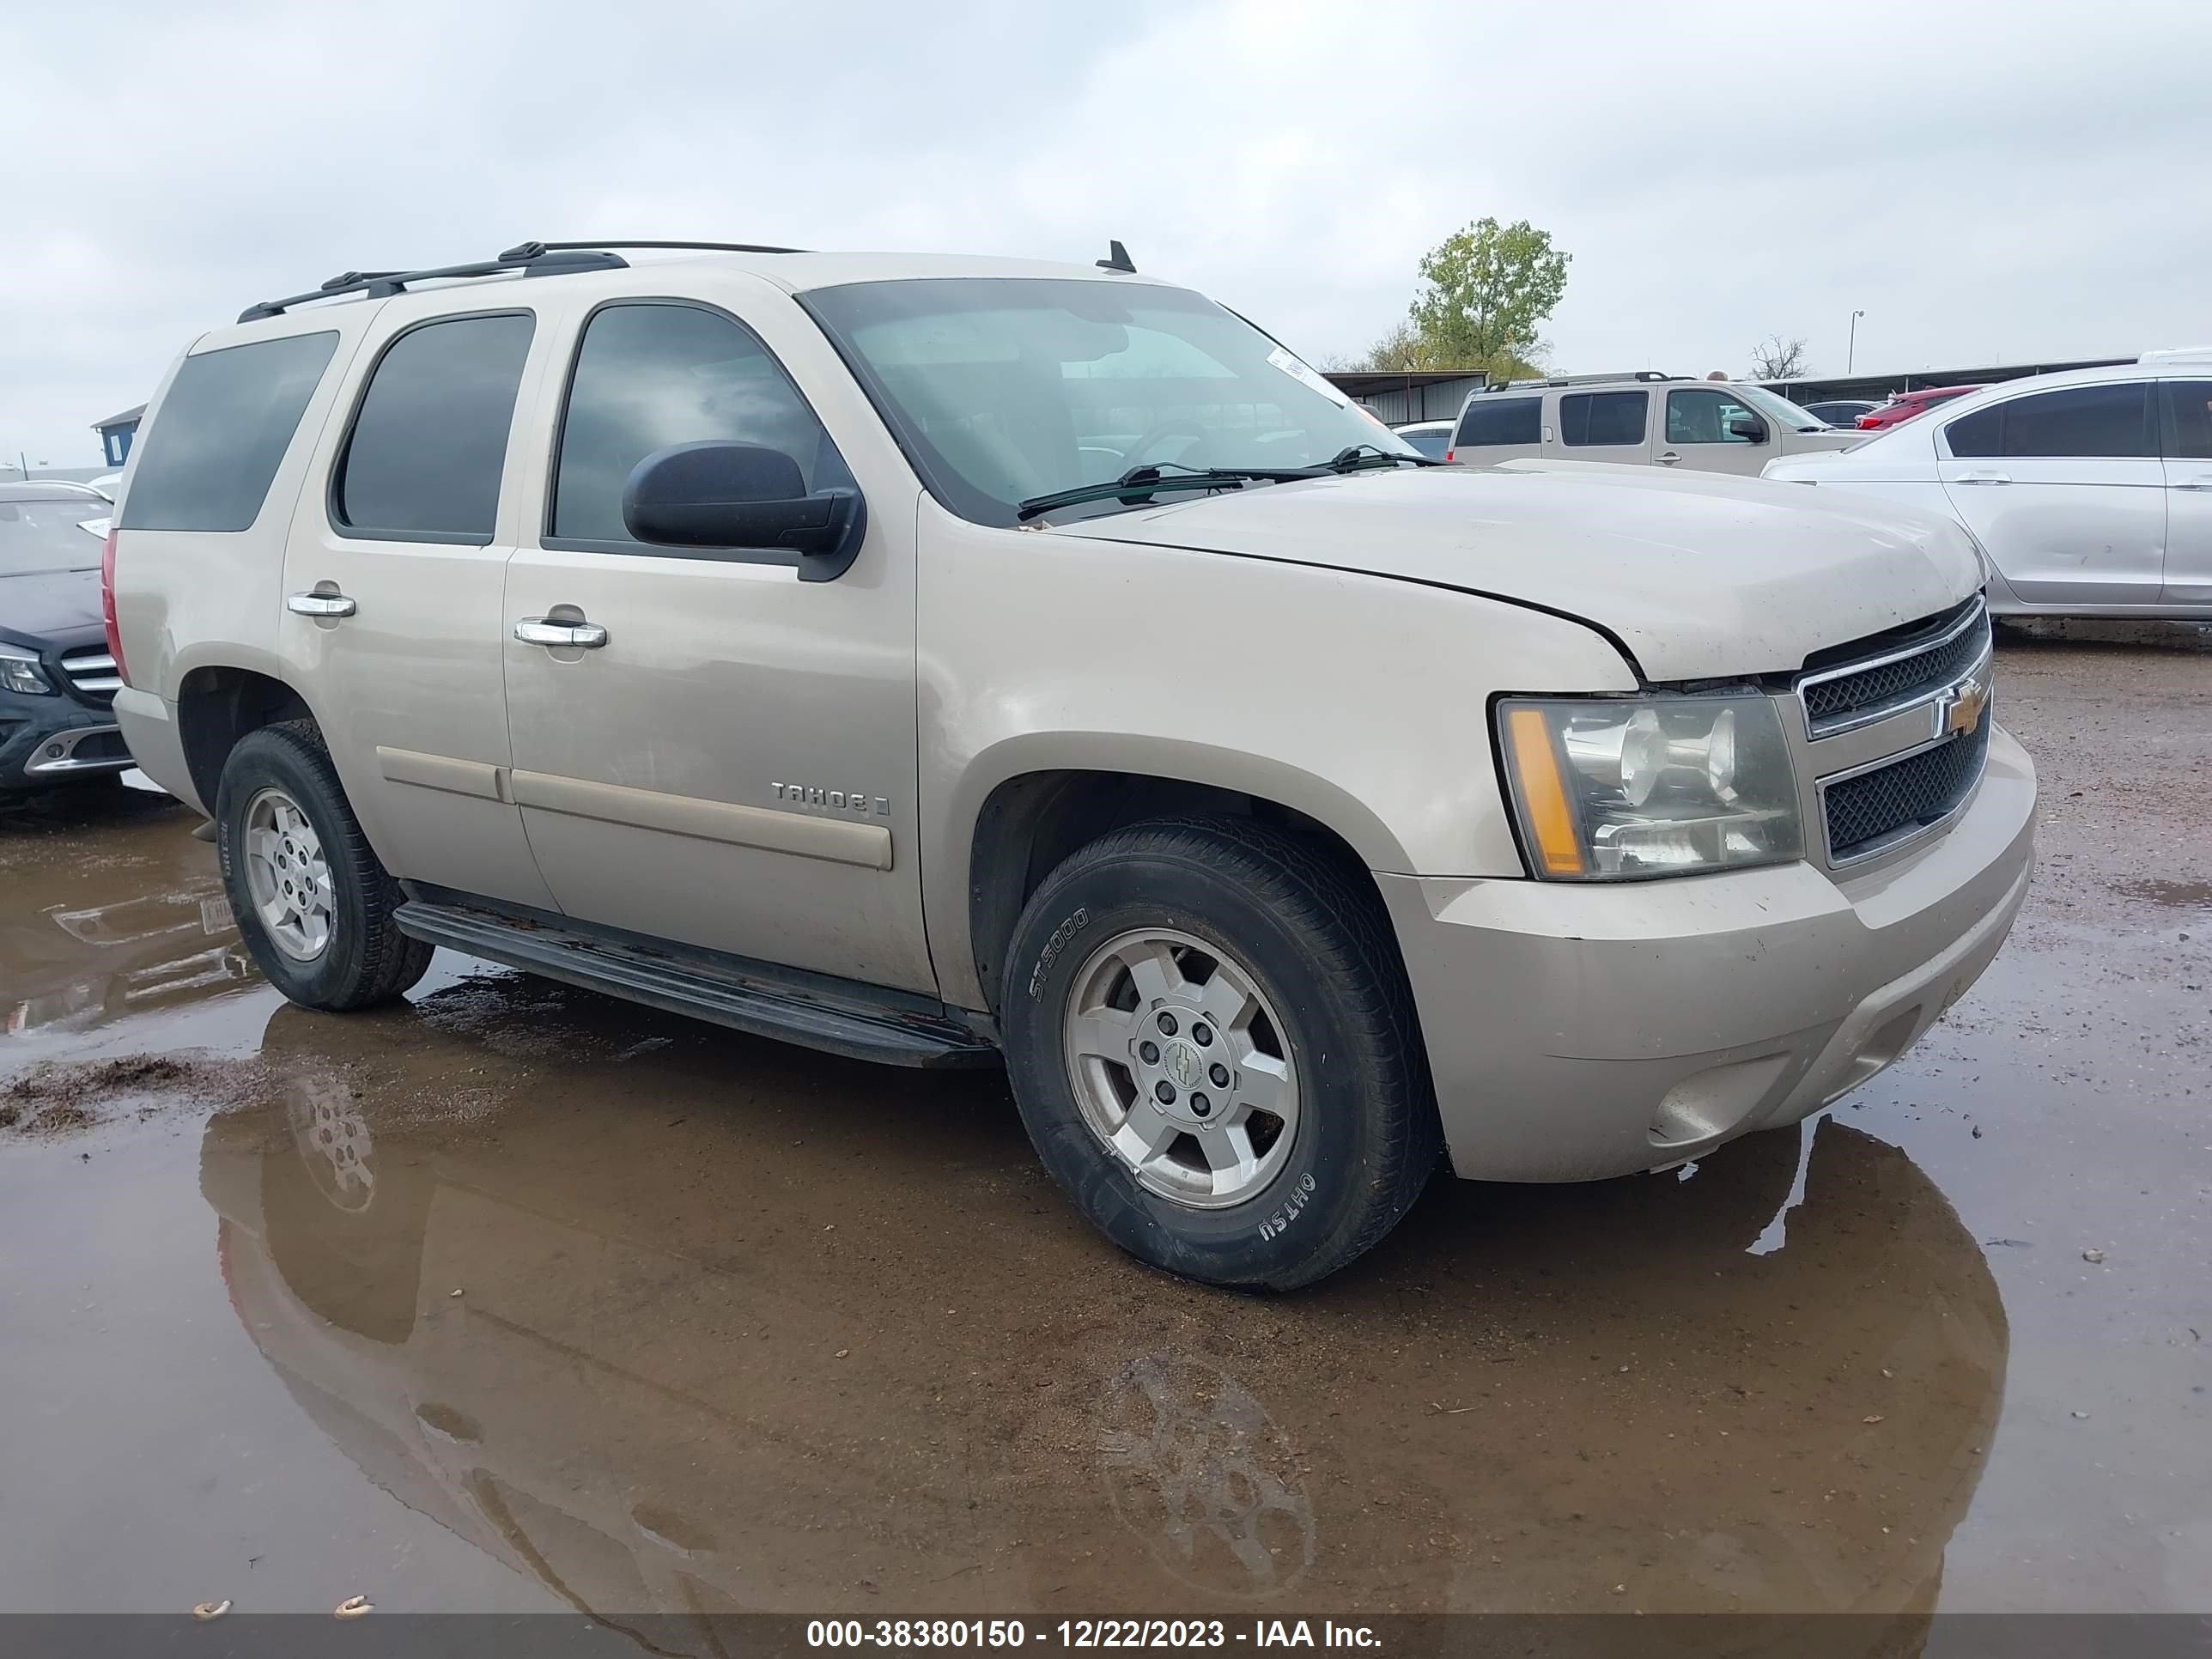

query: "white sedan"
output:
1763 349 2212 617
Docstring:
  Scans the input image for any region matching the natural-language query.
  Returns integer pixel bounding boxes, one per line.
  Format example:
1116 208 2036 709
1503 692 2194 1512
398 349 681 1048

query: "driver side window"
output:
550 301 851 550
1667 388 1755 445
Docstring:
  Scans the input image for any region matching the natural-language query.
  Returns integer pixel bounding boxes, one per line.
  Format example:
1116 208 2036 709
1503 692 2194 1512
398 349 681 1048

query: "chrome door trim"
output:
509 770 894 871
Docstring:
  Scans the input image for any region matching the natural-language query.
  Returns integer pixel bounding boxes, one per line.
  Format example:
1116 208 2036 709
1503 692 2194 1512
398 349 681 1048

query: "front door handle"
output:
2173 476 2212 491
287 591 356 617
1952 471 2012 485
1654 451 1681 465
514 618 609 649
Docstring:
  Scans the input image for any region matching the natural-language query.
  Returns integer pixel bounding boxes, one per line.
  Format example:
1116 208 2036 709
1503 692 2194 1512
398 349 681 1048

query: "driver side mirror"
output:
622 441 866 583
1725 413 1769 443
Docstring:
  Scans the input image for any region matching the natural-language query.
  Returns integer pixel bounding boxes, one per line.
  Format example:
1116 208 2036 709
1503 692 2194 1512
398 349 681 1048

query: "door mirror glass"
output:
1725 413 1768 443
623 441 867 581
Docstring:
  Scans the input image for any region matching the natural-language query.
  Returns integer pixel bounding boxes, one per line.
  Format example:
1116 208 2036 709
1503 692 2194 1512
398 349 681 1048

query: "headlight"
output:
0 646 56 696
1497 693 1802 879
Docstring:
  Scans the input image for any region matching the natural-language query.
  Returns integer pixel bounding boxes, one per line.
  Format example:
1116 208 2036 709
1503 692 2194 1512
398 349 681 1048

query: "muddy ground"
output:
1 623 2205 1631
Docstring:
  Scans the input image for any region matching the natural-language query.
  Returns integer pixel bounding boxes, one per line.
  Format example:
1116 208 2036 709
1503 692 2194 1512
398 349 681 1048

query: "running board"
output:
393 901 999 1069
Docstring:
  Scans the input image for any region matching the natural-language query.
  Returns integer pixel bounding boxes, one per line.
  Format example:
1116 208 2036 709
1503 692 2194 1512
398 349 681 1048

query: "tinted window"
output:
1454 397 1540 447
2160 380 2212 460
1955 383 2154 460
118 332 337 532
1667 388 1759 444
552 303 850 545
1559 391 1646 447
1395 425 1452 459
1944 403 2002 458
334 313 535 540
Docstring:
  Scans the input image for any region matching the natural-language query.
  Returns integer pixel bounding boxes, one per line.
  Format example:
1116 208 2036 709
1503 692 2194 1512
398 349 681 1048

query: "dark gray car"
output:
0 483 133 797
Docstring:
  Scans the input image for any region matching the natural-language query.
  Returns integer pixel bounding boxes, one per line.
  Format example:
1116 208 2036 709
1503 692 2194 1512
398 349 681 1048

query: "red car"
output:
1856 384 1985 430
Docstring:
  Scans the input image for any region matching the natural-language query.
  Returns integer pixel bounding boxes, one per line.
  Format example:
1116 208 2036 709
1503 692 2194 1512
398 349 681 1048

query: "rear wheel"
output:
1002 816 1441 1289
216 721 432 1011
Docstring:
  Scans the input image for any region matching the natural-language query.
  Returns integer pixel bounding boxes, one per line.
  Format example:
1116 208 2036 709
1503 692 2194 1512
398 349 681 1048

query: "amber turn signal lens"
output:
1502 706 1586 877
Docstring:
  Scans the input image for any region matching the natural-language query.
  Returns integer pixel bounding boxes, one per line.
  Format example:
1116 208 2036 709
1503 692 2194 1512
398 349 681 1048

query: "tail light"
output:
1443 449 1455 463
100 529 128 685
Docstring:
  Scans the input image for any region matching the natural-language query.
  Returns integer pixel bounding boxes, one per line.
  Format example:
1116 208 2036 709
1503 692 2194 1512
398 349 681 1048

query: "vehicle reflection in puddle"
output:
1 793 254 1037
198 975 2007 1639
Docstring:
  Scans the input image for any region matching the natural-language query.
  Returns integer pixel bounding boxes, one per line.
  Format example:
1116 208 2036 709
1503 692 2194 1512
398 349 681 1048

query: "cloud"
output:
3 0 2205 459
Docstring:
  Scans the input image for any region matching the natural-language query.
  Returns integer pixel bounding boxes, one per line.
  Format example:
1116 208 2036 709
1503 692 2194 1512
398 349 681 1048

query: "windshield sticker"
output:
1266 346 1352 407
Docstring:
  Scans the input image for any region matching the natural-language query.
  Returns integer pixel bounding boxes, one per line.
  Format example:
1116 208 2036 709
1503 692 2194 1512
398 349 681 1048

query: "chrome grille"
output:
60 649 122 707
1797 600 1989 736
1822 708 1991 863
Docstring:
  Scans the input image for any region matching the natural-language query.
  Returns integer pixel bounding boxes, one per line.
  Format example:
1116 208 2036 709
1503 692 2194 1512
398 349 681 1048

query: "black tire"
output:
216 721 432 1010
1001 815 1441 1290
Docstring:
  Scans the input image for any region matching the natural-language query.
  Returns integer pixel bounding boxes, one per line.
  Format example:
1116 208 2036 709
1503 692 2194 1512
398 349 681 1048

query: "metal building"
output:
1323 370 1487 426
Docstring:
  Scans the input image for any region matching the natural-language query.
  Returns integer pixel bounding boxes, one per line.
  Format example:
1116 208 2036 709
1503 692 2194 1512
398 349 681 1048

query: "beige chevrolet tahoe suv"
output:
106 240 2036 1289
1446 372 1861 474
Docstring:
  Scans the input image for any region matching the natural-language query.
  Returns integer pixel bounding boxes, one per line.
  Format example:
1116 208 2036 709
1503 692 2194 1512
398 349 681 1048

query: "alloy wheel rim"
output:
242 787 333 962
1060 927 1300 1210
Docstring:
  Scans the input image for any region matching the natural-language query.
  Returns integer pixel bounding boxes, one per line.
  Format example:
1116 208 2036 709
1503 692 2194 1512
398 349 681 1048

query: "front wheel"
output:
1001 816 1441 1290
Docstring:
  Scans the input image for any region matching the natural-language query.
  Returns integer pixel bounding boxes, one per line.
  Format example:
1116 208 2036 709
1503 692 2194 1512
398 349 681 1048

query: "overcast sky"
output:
5 0 2207 464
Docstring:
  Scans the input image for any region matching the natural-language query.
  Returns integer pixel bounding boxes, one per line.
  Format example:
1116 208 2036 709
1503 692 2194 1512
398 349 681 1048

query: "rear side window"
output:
1559 391 1647 447
333 313 536 542
1454 398 1540 447
1950 383 2154 460
2160 381 2212 459
118 332 338 532
1396 425 1452 459
1943 404 2002 458
550 301 850 549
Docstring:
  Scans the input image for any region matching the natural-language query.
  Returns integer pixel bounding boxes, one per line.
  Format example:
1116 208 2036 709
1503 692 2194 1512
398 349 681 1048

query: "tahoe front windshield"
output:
803 278 1416 525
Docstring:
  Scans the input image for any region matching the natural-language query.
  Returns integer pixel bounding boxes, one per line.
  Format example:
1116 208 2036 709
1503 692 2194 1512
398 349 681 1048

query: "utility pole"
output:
1847 310 1866 375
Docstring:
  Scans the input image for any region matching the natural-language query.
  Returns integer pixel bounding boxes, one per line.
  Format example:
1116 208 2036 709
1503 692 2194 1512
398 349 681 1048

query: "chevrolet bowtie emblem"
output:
1943 674 1987 738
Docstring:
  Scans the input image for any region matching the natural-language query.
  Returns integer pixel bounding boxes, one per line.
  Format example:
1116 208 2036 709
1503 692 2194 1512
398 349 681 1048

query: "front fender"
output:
915 502 1638 1009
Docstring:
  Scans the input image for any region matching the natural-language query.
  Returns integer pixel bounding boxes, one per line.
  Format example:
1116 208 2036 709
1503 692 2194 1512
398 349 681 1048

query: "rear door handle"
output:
2173 476 2212 491
1952 471 2011 485
514 618 609 649
287 592 356 617
1654 451 1681 465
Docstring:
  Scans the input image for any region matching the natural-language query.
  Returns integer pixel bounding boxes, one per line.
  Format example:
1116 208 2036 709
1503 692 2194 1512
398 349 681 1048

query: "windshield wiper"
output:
1321 442 1443 472
1014 462 1321 523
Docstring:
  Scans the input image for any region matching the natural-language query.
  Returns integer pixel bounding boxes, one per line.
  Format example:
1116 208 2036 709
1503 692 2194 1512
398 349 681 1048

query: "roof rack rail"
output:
238 239 813 325
497 239 809 260
1485 368 1684 392
240 246 629 324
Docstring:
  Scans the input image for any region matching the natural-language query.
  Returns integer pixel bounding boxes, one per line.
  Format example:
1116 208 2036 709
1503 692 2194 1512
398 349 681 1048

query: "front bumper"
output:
1382 722 2036 1182
0 692 132 792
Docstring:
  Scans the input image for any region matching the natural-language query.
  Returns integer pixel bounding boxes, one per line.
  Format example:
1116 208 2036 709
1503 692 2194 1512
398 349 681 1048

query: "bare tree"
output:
1749 335 1811 380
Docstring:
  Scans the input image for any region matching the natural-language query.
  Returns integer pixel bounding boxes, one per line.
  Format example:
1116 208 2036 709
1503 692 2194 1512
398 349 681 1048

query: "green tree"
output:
1366 218 1570 382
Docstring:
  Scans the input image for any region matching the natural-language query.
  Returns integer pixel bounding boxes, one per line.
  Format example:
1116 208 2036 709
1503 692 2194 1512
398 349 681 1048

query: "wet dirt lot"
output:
1 625 2206 1631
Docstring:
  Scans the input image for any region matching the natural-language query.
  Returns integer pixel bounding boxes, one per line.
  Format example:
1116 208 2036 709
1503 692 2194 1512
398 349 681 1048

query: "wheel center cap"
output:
1164 1040 1205 1090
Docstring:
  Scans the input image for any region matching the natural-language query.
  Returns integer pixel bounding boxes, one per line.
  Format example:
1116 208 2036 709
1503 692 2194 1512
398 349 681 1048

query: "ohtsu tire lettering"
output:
1258 1172 1317 1241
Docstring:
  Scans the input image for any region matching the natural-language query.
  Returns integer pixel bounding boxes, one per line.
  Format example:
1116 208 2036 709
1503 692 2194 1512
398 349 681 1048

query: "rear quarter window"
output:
118 332 339 532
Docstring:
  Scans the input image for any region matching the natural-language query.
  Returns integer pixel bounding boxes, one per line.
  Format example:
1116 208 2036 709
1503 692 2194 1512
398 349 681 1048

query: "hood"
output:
1778 427 1865 456
1046 460 1981 681
0 562 102 645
